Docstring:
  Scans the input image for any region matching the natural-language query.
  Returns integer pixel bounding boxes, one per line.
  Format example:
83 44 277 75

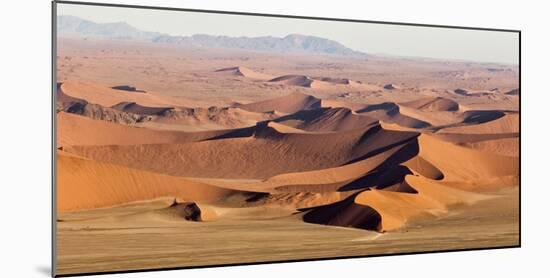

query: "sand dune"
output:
414 134 518 191
60 80 199 108
438 112 519 134
461 137 519 157
402 156 444 180
57 112 260 147
59 81 278 131
268 75 334 89
269 75 315 87
57 151 248 212
453 88 507 100
321 99 370 112
142 106 278 131
302 193 383 231
273 107 379 132
266 121 307 133
401 97 460 112
235 92 321 113
191 136 418 195
356 102 431 128
64 124 419 180
215 66 274 80
303 174 490 232
432 132 517 144
268 139 418 191
353 175 490 231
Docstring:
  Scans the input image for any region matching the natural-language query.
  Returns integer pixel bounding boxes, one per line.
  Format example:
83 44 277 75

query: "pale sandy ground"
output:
56 188 518 275
55 38 519 275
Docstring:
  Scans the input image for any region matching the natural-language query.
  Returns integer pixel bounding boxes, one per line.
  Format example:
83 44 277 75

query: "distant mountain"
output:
58 15 162 40
57 15 366 57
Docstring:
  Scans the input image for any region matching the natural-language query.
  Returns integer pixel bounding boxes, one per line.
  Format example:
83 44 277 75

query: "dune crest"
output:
400 97 460 112
235 92 322 113
215 66 274 80
274 107 379 132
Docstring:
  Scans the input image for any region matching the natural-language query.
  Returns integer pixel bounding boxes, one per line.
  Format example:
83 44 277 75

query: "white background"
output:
0 0 548 277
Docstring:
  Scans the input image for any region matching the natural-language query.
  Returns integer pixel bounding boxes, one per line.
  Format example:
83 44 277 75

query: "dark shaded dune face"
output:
401 97 459 112
356 102 431 128
403 156 444 180
382 180 418 194
316 77 350 84
215 66 243 74
65 124 419 180
461 110 506 124
348 125 419 163
338 165 415 192
111 85 145 93
454 88 469 95
111 101 172 116
202 125 258 141
57 84 149 124
56 83 86 110
273 107 379 132
235 92 322 113
302 194 382 231
433 132 518 145
272 139 420 194
506 88 519 95
57 92 146 125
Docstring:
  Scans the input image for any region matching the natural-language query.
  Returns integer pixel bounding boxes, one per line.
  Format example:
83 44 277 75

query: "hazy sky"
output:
58 3 519 64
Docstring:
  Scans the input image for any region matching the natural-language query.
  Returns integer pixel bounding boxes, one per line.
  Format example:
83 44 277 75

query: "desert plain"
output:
55 28 519 275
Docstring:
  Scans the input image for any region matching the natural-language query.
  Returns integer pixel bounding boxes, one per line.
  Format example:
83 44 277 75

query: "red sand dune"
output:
144 106 278 131
60 80 199 108
438 112 519 134
351 175 489 231
400 97 460 112
57 151 248 212
235 92 322 114
273 107 379 132
268 75 333 89
414 134 518 191
267 140 418 191
215 66 274 80
64 124 419 180
56 112 250 147
356 102 431 129
461 137 519 157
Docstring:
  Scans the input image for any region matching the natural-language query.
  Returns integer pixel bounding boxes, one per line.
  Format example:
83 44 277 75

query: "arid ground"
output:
55 36 519 275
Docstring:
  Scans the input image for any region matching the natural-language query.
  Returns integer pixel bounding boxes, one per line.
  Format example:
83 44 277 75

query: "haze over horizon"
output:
57 3 519 65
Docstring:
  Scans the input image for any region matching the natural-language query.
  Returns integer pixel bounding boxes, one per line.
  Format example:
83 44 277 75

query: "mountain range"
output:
57 15 366 57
